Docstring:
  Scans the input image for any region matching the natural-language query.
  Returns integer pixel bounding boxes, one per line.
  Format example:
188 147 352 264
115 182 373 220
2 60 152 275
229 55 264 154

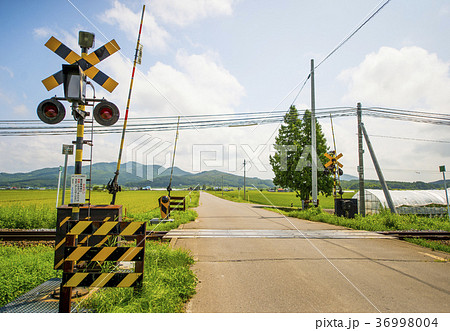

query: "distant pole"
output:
222 175 224 197
311 59 318 206
361 123 396 214
61 144 73 206
243 159 246 201
56 166 62 208
357 103 365 216
440 165 450 221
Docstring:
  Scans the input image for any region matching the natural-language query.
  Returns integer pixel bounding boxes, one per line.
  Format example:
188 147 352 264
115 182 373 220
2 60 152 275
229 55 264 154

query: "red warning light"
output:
37 98 66 124
93 101 119 126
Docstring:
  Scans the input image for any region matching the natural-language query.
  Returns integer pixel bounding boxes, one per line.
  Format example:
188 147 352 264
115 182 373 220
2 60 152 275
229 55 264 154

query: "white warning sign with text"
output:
70 174 87 204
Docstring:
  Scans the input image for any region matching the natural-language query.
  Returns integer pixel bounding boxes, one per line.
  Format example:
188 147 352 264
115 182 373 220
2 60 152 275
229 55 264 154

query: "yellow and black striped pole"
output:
109 5 145 205
59 45 89 313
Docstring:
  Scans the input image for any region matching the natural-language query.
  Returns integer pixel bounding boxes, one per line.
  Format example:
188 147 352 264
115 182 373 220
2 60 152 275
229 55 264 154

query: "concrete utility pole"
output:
311 59 318 206
357 103 365 216
439 165 450 221
361 122 396 214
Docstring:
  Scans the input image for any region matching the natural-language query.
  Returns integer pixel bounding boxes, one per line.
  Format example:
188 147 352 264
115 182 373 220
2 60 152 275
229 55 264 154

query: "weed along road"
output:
168 192 450 313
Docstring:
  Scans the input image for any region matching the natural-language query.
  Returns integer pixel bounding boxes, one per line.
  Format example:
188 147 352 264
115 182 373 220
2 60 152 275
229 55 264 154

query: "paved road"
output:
171 192 450 313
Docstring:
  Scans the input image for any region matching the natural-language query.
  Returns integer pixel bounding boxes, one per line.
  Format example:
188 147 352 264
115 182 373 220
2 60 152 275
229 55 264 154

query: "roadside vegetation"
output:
269 207 450 253
210 189 355 209
0 244 61 307
0 189 199 230
79 241 197 313
0 189 199 311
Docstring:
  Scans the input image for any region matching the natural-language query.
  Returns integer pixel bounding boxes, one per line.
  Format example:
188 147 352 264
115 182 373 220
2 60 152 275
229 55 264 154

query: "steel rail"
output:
0 229 169 241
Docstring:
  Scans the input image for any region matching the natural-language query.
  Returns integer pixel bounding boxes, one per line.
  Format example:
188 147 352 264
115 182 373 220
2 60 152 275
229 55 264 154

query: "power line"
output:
4 106 450 136
367 134 450 144
289 0 392 106
315 0 392 70
0 107 355 136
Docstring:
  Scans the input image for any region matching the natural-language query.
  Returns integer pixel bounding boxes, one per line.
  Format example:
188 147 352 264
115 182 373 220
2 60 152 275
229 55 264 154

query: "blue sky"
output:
1 0 450 184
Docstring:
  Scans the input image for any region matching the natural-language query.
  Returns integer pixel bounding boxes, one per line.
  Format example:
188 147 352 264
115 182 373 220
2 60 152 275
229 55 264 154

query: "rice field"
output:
210 189 356 209
0 189 198 229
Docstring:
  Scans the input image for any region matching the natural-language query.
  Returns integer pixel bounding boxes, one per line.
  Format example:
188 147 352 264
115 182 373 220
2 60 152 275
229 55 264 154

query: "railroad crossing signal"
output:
324 152 343 169
42 36 120 93
38 32 121 126
324 151 344 198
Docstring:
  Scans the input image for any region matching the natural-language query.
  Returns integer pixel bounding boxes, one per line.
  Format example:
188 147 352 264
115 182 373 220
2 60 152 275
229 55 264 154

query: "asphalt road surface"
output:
170 192 450 313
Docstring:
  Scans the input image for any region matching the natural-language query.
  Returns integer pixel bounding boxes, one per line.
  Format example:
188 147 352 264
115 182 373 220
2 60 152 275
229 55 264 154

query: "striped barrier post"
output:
58 220 146 312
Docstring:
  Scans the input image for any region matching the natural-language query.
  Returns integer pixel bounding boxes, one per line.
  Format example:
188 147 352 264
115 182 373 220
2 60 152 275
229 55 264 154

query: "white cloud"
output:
33 27 54 39
100 1 170 52
103 49 245 117
13 104 29 116
336 46 450 182
339 46 450 110
152 0 235 26
0 66 14 78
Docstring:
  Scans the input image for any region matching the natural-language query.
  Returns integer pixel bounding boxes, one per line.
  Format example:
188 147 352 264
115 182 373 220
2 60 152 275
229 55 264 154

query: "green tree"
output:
269 106 333 201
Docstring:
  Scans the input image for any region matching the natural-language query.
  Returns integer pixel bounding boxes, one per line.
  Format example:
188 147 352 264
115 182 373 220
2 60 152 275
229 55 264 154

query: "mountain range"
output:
0 162 273 189
0 163 446 191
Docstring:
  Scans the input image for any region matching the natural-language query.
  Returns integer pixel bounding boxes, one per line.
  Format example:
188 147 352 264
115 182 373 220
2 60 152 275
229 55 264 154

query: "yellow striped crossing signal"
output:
159 196 170 219
42 36 120 93
324 152 343 169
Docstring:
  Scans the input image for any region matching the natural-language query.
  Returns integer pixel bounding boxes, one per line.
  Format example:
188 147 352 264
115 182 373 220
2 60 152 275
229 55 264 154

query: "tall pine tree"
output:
269 105 333 201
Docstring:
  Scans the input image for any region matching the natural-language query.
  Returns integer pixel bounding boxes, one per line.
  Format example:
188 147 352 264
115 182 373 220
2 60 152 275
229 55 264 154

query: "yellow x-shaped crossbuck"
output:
42 36 120 93
324 152 343 168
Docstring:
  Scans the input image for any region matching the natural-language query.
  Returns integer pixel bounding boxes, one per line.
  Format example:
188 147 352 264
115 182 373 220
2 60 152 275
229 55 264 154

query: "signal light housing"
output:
93 101 120 126
37 98 66 124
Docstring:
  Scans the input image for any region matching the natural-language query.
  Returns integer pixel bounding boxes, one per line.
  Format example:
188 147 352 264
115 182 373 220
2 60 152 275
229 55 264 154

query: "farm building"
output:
352 189 450 216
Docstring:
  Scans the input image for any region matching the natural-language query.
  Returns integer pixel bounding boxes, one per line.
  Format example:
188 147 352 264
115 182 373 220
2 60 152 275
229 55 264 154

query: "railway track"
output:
1 229 449 242
377 230 450 240
0 229 169 241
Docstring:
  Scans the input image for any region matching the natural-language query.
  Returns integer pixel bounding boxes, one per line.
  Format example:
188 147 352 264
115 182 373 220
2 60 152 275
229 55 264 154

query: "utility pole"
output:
440 165 450 221
56 166 62 208
311 59 318 206
357 103 365 216
243 159 246 201
61 144 73 206
361 123 396 214
222 175 224 197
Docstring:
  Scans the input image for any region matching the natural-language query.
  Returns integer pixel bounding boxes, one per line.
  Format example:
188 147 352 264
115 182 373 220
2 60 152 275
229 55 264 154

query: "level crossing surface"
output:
170 192 450 313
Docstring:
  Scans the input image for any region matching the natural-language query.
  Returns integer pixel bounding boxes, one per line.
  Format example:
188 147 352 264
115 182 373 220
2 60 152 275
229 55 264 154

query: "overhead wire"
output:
256 0 393 148
0 107 356 136
289 0 392 106
4 106 450 136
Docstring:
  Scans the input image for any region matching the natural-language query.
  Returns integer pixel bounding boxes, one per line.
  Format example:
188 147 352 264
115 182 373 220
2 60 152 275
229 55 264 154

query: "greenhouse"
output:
352 189 450 216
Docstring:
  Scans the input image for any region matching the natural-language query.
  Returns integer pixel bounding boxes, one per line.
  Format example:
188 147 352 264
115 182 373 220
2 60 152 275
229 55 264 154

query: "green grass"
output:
404 238 450 254
79 241 197 313
0 204 57 229
210 190 450 252
267 206 450 253
210 190 355 209
0 190 199 229
275 207 450 232
0 190 200 311
0 244 62 307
